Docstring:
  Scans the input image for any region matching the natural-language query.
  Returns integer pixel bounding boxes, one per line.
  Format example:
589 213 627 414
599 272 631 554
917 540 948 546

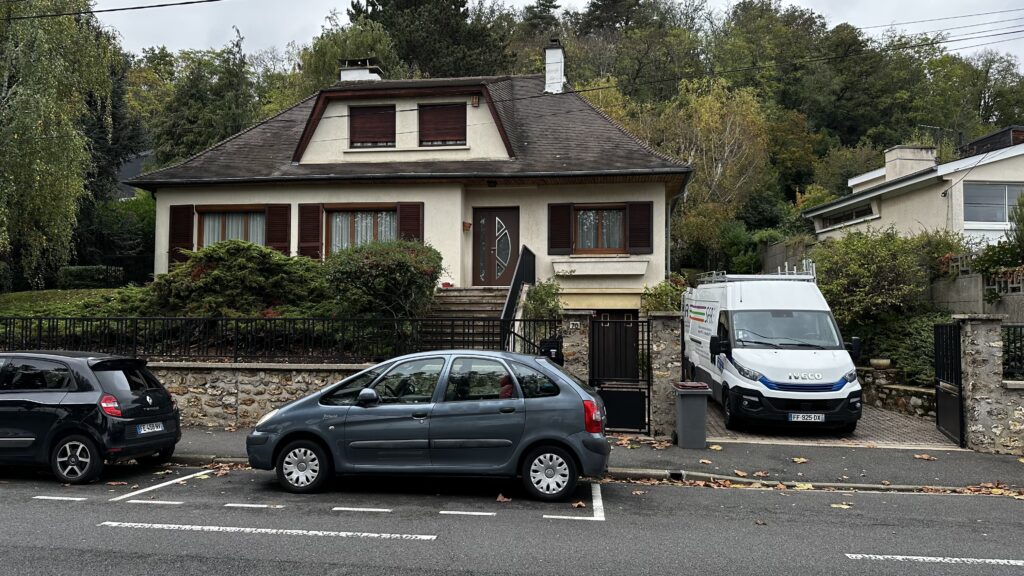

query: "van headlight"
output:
844 370 858 383
731 359 763 382
256 408 279 428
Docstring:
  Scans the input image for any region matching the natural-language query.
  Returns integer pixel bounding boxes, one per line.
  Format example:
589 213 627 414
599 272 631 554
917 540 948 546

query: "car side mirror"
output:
709 336 730 357
356 387 380 407
846 337 862 362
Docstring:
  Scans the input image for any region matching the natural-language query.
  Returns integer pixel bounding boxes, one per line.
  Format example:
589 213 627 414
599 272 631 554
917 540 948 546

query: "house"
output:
804 126 1024 245
127 41 692 315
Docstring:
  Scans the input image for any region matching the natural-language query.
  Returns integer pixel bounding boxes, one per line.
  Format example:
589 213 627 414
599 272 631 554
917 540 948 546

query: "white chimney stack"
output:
544 38 566 94
339 57 383 82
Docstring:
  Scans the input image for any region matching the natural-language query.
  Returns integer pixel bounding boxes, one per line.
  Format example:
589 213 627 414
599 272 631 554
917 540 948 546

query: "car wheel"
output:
276 440 330 493
521 445 578 502
136 446 175 467
51 435 103 484
837 421 857 435
722 387 741 431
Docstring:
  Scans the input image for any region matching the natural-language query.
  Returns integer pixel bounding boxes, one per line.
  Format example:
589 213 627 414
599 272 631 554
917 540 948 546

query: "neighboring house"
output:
804 126 1024 245
127 41 693 314
116 150 153 199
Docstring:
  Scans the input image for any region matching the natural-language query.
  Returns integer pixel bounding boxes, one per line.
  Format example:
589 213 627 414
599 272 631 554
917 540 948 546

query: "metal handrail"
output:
499 246 536 349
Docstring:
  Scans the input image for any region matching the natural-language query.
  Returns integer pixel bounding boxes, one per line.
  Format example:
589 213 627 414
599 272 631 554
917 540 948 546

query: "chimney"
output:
544 38 566 94
339 57 383 82
884 145 937 181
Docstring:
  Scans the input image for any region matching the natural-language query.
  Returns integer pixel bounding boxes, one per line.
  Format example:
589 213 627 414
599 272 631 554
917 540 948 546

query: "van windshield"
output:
731 310 842 349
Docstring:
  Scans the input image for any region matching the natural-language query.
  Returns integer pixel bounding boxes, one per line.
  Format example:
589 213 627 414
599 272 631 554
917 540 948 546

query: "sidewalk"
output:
173 426 1023 490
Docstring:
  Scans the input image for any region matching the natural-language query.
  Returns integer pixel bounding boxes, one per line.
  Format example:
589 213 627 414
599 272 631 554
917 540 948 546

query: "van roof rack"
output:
696 260 817 285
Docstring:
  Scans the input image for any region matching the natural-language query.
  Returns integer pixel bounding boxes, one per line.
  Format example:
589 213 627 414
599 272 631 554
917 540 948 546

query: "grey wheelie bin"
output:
672 382 712 448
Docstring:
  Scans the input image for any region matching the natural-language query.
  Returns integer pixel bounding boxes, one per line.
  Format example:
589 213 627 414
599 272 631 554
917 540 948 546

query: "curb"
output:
605 467 966 493
172 455 248 466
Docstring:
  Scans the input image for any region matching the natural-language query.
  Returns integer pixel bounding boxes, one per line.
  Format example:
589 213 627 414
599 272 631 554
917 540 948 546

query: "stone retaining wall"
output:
957 316 1024 454
150 362 371 427
648 312 683 438
858 368 936 419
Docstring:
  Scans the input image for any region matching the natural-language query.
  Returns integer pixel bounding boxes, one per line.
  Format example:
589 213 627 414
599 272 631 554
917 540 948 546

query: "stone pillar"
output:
648 312 683 439
957 314 1024 454
560 310 593 383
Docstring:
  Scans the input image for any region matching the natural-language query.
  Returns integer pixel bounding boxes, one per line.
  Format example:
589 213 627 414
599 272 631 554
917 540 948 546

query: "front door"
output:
473 208 519 286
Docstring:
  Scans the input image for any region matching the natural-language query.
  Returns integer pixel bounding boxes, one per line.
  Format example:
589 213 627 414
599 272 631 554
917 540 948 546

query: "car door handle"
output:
411 411 429 419
498 407 516 414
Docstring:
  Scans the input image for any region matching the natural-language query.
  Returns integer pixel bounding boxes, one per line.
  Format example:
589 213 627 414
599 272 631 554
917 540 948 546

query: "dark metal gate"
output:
589 318 652 433
934 323 965 447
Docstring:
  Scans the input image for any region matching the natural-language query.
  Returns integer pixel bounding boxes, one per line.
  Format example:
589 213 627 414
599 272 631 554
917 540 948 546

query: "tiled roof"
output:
129 75 690 189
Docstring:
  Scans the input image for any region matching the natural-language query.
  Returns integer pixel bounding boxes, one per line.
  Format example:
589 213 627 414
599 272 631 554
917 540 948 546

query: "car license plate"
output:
788 413 825 422
137 422 164 434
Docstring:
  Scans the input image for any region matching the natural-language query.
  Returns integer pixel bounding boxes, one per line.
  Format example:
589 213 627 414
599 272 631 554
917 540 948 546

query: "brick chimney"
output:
884 145 937 181
544 38 566 94
339 57 383 82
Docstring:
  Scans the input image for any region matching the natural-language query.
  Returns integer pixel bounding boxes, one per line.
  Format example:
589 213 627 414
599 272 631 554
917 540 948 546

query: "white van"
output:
682 268 863 432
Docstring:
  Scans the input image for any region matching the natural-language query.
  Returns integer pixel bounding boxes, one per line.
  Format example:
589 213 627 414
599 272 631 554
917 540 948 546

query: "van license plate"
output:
137 422 164 434
788 413 824 422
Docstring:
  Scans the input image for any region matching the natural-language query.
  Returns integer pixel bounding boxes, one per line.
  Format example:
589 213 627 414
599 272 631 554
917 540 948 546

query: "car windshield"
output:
731 310 842 349
320 365 389 406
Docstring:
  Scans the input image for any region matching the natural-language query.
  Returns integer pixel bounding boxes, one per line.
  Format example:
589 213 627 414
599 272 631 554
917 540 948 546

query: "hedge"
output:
56 266 126 289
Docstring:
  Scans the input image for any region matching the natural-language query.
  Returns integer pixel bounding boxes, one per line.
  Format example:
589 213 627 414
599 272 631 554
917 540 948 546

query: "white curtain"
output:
602 210 623 249
330 212 352 253
354 212 374 245
378 211 397 241
248 213 266 245
225 213 246 240
203 214 223 245
577 210 597 249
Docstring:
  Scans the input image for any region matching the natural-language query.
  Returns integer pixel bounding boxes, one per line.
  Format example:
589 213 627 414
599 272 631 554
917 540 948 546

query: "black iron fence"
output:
0 317 560 364
1003 324 1024 380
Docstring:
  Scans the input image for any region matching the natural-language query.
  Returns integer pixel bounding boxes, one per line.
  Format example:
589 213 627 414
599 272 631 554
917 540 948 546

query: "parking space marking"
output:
126 500 183 505
108 469 213 502
98 521 437 541
33 496 88 502
224 503 285 509
543 483 605 521
846 554 1024 566
438 511 496 517
332 507 392 513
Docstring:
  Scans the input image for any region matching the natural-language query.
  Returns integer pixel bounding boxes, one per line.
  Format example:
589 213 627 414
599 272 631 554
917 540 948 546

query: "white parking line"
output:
126 500 183 505
438 511 496 517
33 496 87 502
98 521 437 541
846 553 1024 566
224 503 285 509
108 469 213 502
544 484 606 521
333 507 392 513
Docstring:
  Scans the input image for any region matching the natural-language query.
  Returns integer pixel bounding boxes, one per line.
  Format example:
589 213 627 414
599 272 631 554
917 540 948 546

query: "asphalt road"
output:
1 464 1022 576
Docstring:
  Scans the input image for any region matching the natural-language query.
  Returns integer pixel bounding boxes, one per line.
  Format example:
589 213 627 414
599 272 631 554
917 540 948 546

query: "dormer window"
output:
419 103 467 147
349 105 396 148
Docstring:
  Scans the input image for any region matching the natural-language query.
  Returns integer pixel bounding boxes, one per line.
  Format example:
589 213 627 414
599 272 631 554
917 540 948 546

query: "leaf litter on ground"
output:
496 494 512 503
791 457 809 464
913 453 938 461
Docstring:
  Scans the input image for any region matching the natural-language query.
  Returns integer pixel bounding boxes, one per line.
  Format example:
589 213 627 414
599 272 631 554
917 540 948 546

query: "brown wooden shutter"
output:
626 202 654 255
349 105 395 147
297 203 323 259
548 203 573 255
265 204 291 254
168 204 195 263
419 103 466 144
397 203 424 242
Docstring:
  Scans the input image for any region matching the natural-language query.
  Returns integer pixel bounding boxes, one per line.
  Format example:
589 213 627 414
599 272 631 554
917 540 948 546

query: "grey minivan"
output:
247 350 609 501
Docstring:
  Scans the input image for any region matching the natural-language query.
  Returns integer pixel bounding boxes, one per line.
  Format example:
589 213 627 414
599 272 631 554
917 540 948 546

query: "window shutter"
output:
419 103 467 144
168 204 195 263
349 105 396 146
265 204 291 254
548 204 573 255
397 203 424 242
626 202 654 255
297 203 323 259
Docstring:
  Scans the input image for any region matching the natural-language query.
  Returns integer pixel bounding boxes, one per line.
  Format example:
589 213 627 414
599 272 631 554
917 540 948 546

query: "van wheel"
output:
522 446 578 502
722 388 741 431
276 440 331 493
51 435 103 484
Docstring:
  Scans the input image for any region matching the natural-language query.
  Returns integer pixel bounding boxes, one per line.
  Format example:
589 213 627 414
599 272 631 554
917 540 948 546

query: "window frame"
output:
418 102 467 147
441 356 520 403
371 356 447 405
196 206 268 248
349 105 397 149
963 181 1024 224
510 360 563 399
822 205 874 229
323 203 399 256
573 203 627 255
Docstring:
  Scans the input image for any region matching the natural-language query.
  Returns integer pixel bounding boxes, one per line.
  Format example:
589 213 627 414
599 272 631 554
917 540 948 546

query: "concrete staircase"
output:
420 287 510 350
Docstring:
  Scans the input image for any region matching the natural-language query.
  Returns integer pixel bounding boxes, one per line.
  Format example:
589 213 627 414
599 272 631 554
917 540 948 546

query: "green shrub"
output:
850 311 951 386
324 240 443 319
56 266 126 289
810 227 927 327
641 273 688 313
910 229 970 280
751 228 785 246
0 262 12 293
523 279 562 320
972 241 1021 277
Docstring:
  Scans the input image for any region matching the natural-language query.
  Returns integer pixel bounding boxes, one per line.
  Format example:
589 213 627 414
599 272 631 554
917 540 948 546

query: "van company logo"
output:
788 372 823 381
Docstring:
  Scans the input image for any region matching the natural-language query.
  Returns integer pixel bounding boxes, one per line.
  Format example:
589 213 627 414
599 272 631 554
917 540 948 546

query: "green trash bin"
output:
672 382 712 449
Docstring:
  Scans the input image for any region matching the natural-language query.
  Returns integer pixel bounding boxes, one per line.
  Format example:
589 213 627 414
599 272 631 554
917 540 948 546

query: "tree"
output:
522 0 560 35
612 25 701 102
812 144 881 197
126 46 177 146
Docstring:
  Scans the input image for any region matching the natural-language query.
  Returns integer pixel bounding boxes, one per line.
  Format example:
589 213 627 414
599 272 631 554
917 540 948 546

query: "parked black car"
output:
0 351 181 483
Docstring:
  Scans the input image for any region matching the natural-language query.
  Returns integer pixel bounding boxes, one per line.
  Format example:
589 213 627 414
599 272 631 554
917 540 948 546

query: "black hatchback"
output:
0 351 181 483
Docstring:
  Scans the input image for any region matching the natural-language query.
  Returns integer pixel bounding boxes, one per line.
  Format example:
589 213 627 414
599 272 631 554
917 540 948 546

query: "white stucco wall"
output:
300 96 510 164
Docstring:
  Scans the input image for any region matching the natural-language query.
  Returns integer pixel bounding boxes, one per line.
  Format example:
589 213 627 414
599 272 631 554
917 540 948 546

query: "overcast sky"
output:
95 0 1024 62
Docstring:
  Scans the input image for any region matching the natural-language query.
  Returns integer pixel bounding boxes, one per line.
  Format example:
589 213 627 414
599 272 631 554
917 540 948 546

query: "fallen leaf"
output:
709 444 723 451
791 457 809 464
830 502 853 509
794 483 815 491
1014 495 1024 500
880 480 892 486
215 468 229 477
699 459 713 465
224 427 237 432
774 483 787 490
753 471 770 478
195 474 210 480
105 481 128 486
733 470 749 478
1018 457 1024 464
496 494 511 503
571 501 587 509
754 519 767 526
631 490 647 496
153 469 173 476
129 484 139 490
913 454 938 461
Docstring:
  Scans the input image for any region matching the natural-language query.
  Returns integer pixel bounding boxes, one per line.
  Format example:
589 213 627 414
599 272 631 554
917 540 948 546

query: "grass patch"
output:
0 289 119 317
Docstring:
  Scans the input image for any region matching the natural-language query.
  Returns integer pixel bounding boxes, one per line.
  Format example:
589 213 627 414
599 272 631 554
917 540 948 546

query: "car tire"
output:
521 445 578 502
50 435 103 484
722 387 741 431
837 421 857 435
276 439 331 494
136 446 175 467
